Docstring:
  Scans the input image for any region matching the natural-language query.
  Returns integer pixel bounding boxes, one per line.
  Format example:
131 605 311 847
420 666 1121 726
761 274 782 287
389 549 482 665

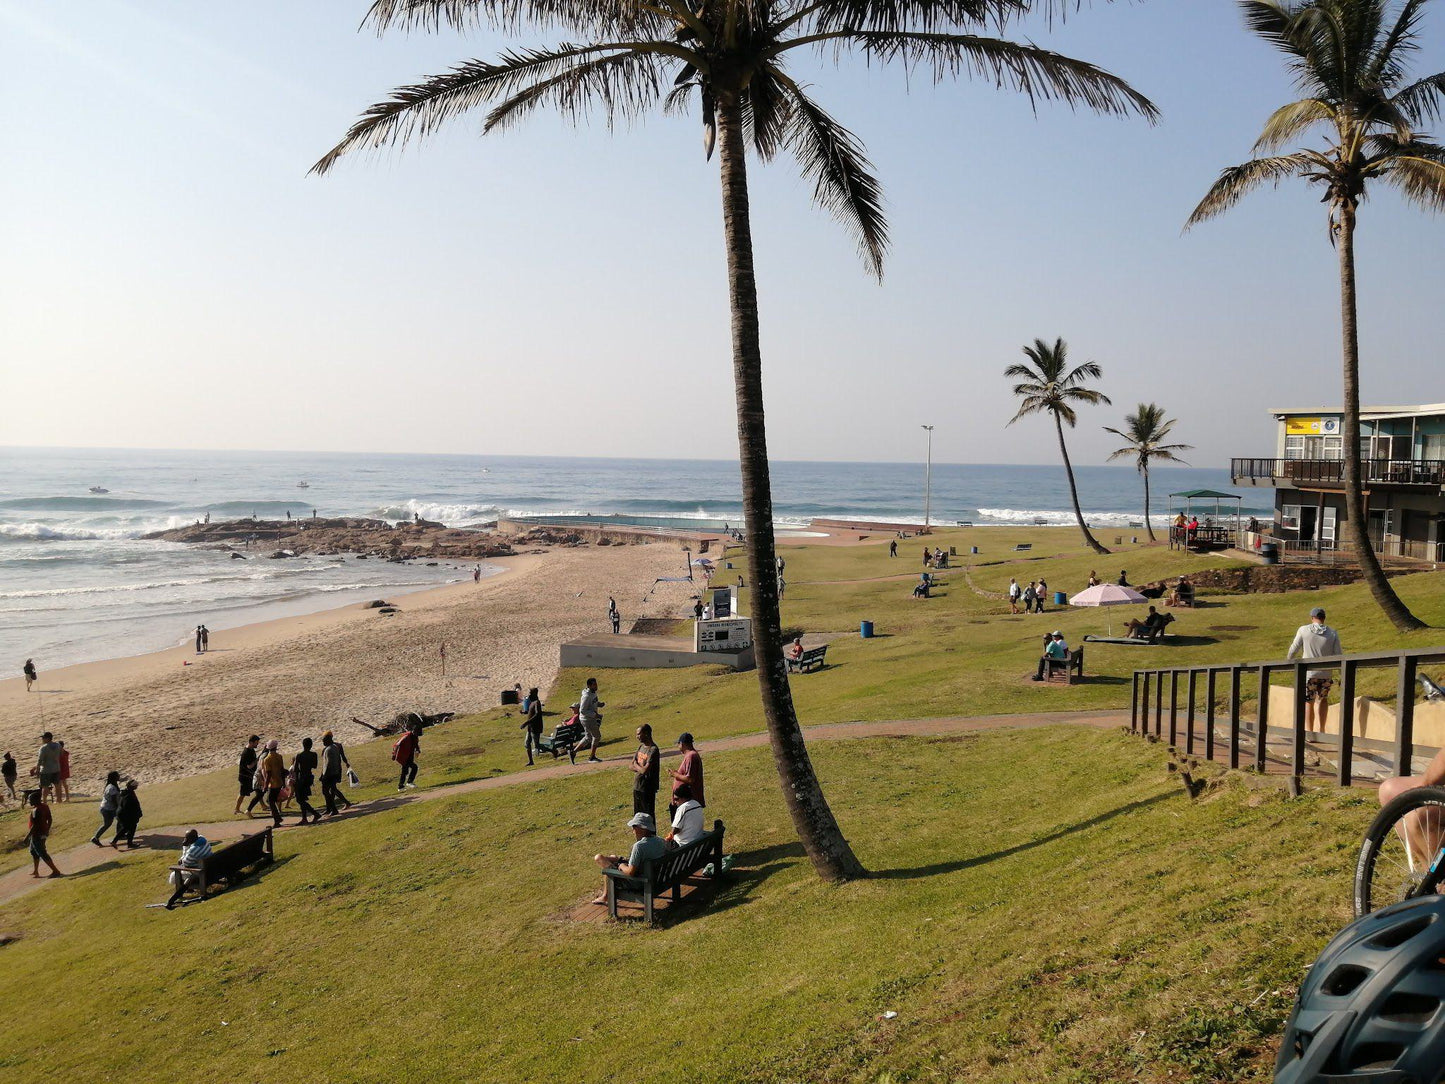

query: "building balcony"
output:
1231 458 1445 489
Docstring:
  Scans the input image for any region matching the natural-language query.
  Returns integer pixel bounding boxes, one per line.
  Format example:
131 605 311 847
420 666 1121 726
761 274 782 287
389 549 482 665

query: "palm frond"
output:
1395 70 1445 126
1061 386 1111 407
1003 362 1043 382
1060 360 1104 386
808 0 1013 37
1184 152 1317 227
1378 140 1445 211
483 48 668 134
1253 97 1335 151
775 76 889 277
1365 0 1425 90
364 0 666 38
745 69 790 162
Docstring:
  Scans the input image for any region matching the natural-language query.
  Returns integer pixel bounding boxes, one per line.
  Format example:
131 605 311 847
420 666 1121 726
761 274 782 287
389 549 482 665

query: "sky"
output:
1 0 1442 470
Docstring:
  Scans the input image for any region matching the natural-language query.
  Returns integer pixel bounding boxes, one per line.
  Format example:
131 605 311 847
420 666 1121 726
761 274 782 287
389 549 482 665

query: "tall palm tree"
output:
1006 338 1112 554
314 0 1156 881
1104 403 1192 542
1187 0 1444 632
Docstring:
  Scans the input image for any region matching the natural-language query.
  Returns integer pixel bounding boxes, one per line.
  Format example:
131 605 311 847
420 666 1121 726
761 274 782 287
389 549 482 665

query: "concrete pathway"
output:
0 710 1129 907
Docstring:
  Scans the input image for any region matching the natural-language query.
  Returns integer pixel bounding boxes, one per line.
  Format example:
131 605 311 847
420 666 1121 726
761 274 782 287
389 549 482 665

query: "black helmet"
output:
1276 895 1445 1082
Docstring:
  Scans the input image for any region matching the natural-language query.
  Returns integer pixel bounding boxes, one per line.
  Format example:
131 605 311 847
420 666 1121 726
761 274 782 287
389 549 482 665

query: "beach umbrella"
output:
1068 584 1147 607
1067 582 1147 636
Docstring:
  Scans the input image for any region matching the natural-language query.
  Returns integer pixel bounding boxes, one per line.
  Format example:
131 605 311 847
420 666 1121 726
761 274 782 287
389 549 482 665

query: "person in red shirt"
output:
25 791 62 878
393 723 421 791
57 741 72 802
669 733 704 818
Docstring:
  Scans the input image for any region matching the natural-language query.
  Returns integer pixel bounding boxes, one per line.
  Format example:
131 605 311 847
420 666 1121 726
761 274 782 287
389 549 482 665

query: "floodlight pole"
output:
921 425 935 531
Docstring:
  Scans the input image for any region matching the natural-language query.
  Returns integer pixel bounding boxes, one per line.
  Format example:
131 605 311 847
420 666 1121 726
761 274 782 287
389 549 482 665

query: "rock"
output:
229 552 246 560
366 600 389 609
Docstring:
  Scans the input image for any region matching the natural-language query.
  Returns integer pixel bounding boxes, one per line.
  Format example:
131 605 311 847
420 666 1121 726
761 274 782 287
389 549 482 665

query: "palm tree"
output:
1187 0 1444 632
1104 403 1192 543
1006 338 1112 554
314 0 1157 881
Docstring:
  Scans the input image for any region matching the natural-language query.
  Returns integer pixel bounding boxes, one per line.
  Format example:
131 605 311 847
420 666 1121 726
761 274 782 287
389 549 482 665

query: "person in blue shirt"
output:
591 812 667 905
1033 631 1070 681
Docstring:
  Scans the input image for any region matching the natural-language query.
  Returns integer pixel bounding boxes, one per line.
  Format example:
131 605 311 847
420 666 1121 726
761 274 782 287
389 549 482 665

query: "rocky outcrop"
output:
144 517 516 561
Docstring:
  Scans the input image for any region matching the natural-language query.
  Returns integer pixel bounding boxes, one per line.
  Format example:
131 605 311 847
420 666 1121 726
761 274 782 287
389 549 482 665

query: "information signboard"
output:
694 617 752 653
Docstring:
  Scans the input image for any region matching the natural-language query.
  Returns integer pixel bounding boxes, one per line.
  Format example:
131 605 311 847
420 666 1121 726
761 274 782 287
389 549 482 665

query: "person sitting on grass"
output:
166 829 213 909
25 791 62 879
1033 632 1069 681
1125 606 1165 639
592 812 668 905
665 783 705 849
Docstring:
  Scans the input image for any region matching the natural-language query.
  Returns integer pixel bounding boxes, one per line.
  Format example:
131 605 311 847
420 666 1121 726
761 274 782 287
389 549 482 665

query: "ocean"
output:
0 447 1262 670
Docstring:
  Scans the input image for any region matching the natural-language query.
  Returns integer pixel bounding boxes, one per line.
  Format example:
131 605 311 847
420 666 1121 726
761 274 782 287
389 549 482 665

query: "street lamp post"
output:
921 425 934 531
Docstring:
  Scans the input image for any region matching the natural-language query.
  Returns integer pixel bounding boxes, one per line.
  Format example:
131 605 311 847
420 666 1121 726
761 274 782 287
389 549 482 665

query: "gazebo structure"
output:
1167 489 1243 551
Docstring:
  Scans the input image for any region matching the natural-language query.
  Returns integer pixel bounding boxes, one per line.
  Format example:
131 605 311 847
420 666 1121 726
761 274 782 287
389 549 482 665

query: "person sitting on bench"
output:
787 636 805 663
166 828 213 909
1167 576 1194 607
665 783 706 849
1125 606 1165 639
592 812 667 905
1033 631 1069 680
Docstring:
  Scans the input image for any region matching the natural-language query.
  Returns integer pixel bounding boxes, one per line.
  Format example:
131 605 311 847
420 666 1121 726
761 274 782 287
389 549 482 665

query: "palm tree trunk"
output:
1336 201 1423 631
1142 462 1156 543
715 98 865 881
1055 412 1108 554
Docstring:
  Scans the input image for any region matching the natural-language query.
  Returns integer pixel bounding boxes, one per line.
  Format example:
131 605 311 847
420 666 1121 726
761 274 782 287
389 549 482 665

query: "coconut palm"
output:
314 0 1156 881
1006 338 1112 554
1104 403 1192 542
1187 0 1444 632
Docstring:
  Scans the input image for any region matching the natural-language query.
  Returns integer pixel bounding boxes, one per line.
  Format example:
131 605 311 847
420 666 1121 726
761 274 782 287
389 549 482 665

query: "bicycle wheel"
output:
1354 785 1445 918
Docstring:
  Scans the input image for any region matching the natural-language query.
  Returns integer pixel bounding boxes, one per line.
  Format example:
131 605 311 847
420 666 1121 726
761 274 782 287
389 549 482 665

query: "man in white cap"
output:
1032 631 1069 681
592 811 667 904
1286 607 1344 737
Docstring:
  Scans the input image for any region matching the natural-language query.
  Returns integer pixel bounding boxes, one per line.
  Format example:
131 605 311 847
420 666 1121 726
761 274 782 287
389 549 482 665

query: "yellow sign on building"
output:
1285 416 1342 436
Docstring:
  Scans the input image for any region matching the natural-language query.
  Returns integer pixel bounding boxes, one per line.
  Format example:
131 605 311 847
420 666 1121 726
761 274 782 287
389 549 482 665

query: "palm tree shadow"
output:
869 790 1178 881
705 841 806 917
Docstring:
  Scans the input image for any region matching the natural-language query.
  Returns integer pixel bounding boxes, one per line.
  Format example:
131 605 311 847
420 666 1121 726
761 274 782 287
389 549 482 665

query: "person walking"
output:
1287 607 1346 738
393 723 421 790
56 741 72 802
631 724 660 824
668 733 705 818
473 565 481 584
319 731 352 817
889 539 898 558
1 751 15 801
23 658 37 692
113 779 142 848
579 677 605 763
261 740 286 827
611 608 621 634
1008 578 1021 614
1021 581 1037 615
521 688 544 765
291 737 321 825
34 732 62 803
25 791 62 879
1036 577 1049 613
92 770 122 845
235 735 261 815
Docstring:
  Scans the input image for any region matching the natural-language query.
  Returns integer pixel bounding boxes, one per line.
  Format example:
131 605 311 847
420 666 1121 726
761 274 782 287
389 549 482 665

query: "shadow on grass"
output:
1169 635 1222 647
868 790 1179 881
705 841 807 918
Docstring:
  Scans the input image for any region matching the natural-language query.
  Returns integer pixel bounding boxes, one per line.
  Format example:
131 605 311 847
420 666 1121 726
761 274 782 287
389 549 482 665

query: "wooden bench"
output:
1042 648 1084 684
167 828 274 905
603 821 725 924
787 645 829 673
1012 543 1033 552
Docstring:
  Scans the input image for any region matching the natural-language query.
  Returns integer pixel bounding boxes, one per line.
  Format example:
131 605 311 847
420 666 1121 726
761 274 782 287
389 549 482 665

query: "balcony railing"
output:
1231 457 1445 487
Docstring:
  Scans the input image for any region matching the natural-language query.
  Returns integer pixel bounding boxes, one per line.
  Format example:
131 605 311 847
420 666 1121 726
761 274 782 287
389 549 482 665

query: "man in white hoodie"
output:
1286 607 1344 736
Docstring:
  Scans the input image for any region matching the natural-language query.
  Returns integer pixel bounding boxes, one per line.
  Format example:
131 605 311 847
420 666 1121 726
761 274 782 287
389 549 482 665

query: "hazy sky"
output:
2 0 1442 469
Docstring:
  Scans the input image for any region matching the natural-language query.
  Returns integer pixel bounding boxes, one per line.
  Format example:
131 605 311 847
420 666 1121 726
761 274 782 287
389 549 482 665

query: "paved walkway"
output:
0 710 1129 907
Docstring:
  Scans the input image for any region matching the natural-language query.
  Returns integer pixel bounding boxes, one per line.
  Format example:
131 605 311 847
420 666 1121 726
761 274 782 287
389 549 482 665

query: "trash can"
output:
860 620 874 639
1053 591 1067 607
970 546 979 555
500 688 519 706
1261 541 1281 565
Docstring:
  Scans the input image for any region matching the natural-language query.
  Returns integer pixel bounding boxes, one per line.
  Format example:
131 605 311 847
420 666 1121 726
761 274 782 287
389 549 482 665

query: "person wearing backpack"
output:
393 723 421 791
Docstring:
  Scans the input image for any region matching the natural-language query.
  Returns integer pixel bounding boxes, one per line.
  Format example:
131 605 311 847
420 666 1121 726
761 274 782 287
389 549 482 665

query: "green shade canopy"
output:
1169 489 1240 500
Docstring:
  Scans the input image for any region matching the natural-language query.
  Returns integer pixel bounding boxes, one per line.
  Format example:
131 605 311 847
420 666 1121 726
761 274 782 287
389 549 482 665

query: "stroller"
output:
537 707 587 764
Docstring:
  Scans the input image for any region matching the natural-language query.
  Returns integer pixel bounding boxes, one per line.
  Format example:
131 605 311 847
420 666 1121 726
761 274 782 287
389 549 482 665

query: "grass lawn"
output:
0 725 1372 1082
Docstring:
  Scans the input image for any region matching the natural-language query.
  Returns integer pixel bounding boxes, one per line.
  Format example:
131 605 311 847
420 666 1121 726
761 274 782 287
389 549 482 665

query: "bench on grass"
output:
1042 648 1084 684
603 821 725 924
1012 543 1033 552
786 645 829 673
167 828 273 904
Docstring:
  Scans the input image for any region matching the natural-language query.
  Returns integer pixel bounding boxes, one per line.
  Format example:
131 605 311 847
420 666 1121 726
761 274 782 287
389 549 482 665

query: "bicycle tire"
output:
1354 784 1445 918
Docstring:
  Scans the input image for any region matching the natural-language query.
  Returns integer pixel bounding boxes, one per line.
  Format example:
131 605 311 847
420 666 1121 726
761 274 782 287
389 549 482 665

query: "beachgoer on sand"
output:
592 812 667 905
201 625 209 652
23 658 37 692
579 677 605 763
92 770 122 846
195 625 204 654
631 724 660 824
166 829 212 909
25 792 62 879
1 752 16 801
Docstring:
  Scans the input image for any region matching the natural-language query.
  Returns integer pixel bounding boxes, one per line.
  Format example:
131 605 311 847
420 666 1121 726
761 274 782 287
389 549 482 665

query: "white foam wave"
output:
975 508 1167 528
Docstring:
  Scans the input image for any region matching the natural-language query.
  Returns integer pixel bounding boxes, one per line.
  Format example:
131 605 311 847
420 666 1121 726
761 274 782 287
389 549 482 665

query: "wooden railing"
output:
1231 457 1445 487
1130 646 1445 785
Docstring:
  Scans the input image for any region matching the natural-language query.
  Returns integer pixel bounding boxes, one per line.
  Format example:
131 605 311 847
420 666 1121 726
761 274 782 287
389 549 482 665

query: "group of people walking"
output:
1007 577 1051 614
236 731 356 826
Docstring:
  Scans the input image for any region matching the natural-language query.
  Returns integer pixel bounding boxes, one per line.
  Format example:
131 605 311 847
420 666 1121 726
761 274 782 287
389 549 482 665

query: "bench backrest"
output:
644 821 724 887
1069 648 1084 667
801 647 827 662
206 830 269 874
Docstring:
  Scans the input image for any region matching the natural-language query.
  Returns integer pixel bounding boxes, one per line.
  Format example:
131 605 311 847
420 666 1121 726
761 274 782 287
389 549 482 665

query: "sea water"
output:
0 447 1261 669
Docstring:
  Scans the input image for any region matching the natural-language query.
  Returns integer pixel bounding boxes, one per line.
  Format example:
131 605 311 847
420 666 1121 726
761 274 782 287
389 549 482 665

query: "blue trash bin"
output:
1053 591 1067 607
970 546 979 555
860 620 874 639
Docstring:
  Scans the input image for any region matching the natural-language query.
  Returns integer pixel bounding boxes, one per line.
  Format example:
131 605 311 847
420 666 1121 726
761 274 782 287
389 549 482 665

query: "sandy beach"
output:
0 540 702 784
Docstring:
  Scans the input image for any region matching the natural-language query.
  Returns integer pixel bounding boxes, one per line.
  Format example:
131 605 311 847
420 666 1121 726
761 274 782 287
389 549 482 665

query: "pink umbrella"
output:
1068 584 1148 607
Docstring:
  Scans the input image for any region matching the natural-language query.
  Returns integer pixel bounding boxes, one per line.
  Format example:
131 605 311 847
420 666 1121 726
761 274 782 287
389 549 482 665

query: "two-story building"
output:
1231 404 1445 561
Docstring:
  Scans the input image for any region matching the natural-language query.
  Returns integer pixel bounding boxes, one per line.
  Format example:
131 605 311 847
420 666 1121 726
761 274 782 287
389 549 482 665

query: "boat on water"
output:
296 481 311 489
89 486 109 494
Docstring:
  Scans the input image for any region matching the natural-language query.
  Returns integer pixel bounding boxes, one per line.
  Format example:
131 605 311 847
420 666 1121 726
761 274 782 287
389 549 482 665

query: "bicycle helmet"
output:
1276 895 1445 1083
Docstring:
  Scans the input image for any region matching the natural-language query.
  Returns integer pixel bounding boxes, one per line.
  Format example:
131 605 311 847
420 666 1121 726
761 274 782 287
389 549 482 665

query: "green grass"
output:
0 726 1371 1082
